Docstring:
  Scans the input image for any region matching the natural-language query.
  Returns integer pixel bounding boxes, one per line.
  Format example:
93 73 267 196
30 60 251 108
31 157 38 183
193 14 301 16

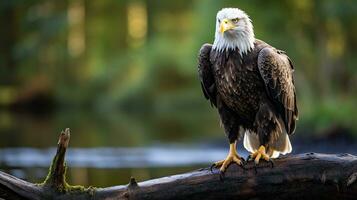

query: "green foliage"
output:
0 0 356 133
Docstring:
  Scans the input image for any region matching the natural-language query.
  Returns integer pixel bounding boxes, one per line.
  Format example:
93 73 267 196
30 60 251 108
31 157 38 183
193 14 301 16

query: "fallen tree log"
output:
0 129 356 200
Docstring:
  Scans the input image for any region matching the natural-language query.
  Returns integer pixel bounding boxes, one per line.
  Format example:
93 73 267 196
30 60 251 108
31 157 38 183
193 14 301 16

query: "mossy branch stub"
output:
42 128 70 191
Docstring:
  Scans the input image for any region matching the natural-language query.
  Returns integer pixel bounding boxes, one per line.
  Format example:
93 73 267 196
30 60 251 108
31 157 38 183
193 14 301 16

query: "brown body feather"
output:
198 39 298 151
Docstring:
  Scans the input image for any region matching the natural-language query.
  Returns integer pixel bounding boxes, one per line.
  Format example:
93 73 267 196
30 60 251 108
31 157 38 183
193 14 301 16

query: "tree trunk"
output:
0 129 356 200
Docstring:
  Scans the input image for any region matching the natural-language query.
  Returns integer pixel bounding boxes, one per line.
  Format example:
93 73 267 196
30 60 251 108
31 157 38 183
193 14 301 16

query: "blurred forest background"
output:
0 0 356 187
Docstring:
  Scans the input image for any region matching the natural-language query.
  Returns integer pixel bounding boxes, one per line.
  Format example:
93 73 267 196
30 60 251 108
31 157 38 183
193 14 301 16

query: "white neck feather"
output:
213 31 255 55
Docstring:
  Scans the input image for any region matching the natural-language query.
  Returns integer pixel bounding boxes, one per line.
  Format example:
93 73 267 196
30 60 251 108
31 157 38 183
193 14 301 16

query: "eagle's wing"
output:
257 47 298 134
198 43 217 107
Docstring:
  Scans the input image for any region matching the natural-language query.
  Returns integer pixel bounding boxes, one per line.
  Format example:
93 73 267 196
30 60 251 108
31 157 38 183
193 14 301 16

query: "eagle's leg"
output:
211 141 244 173
247 103 278 166
248 145 270 164
212 98 244 177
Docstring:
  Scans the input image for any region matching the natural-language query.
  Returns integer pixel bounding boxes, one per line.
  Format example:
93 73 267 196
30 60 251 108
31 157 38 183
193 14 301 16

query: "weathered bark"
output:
0 129 356 200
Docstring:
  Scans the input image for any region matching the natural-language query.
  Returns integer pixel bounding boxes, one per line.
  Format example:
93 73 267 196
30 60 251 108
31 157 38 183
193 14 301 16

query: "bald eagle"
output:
198 8 298 173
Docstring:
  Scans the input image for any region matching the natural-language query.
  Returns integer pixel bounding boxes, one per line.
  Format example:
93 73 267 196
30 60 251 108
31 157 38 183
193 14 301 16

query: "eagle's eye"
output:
218 19 221 23
231 18 240 23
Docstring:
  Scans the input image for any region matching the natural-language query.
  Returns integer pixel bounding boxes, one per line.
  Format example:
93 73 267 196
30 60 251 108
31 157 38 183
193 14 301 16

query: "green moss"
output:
39 152 64 186
65 185 97 196
37 145 97 197
37 163 97 197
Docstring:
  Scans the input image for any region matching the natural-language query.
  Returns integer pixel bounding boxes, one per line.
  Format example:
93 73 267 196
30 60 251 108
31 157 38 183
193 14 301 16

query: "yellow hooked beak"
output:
220 19 235 35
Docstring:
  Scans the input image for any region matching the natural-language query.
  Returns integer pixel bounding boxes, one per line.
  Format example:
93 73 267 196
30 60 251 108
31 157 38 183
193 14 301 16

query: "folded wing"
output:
257 47 298 134
198 44 217 107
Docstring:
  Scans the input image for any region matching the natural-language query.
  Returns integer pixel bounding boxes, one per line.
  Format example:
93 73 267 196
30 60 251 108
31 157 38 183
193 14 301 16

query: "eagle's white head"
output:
213 8 255 55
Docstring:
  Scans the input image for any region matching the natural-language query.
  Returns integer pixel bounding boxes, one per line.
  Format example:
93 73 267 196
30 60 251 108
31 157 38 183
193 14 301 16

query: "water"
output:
0 146 233 187
0 146 229 169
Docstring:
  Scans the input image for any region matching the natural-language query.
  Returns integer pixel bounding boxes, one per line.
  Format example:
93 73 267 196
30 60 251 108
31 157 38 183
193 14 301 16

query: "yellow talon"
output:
250 145 270 164
212 141 244 172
